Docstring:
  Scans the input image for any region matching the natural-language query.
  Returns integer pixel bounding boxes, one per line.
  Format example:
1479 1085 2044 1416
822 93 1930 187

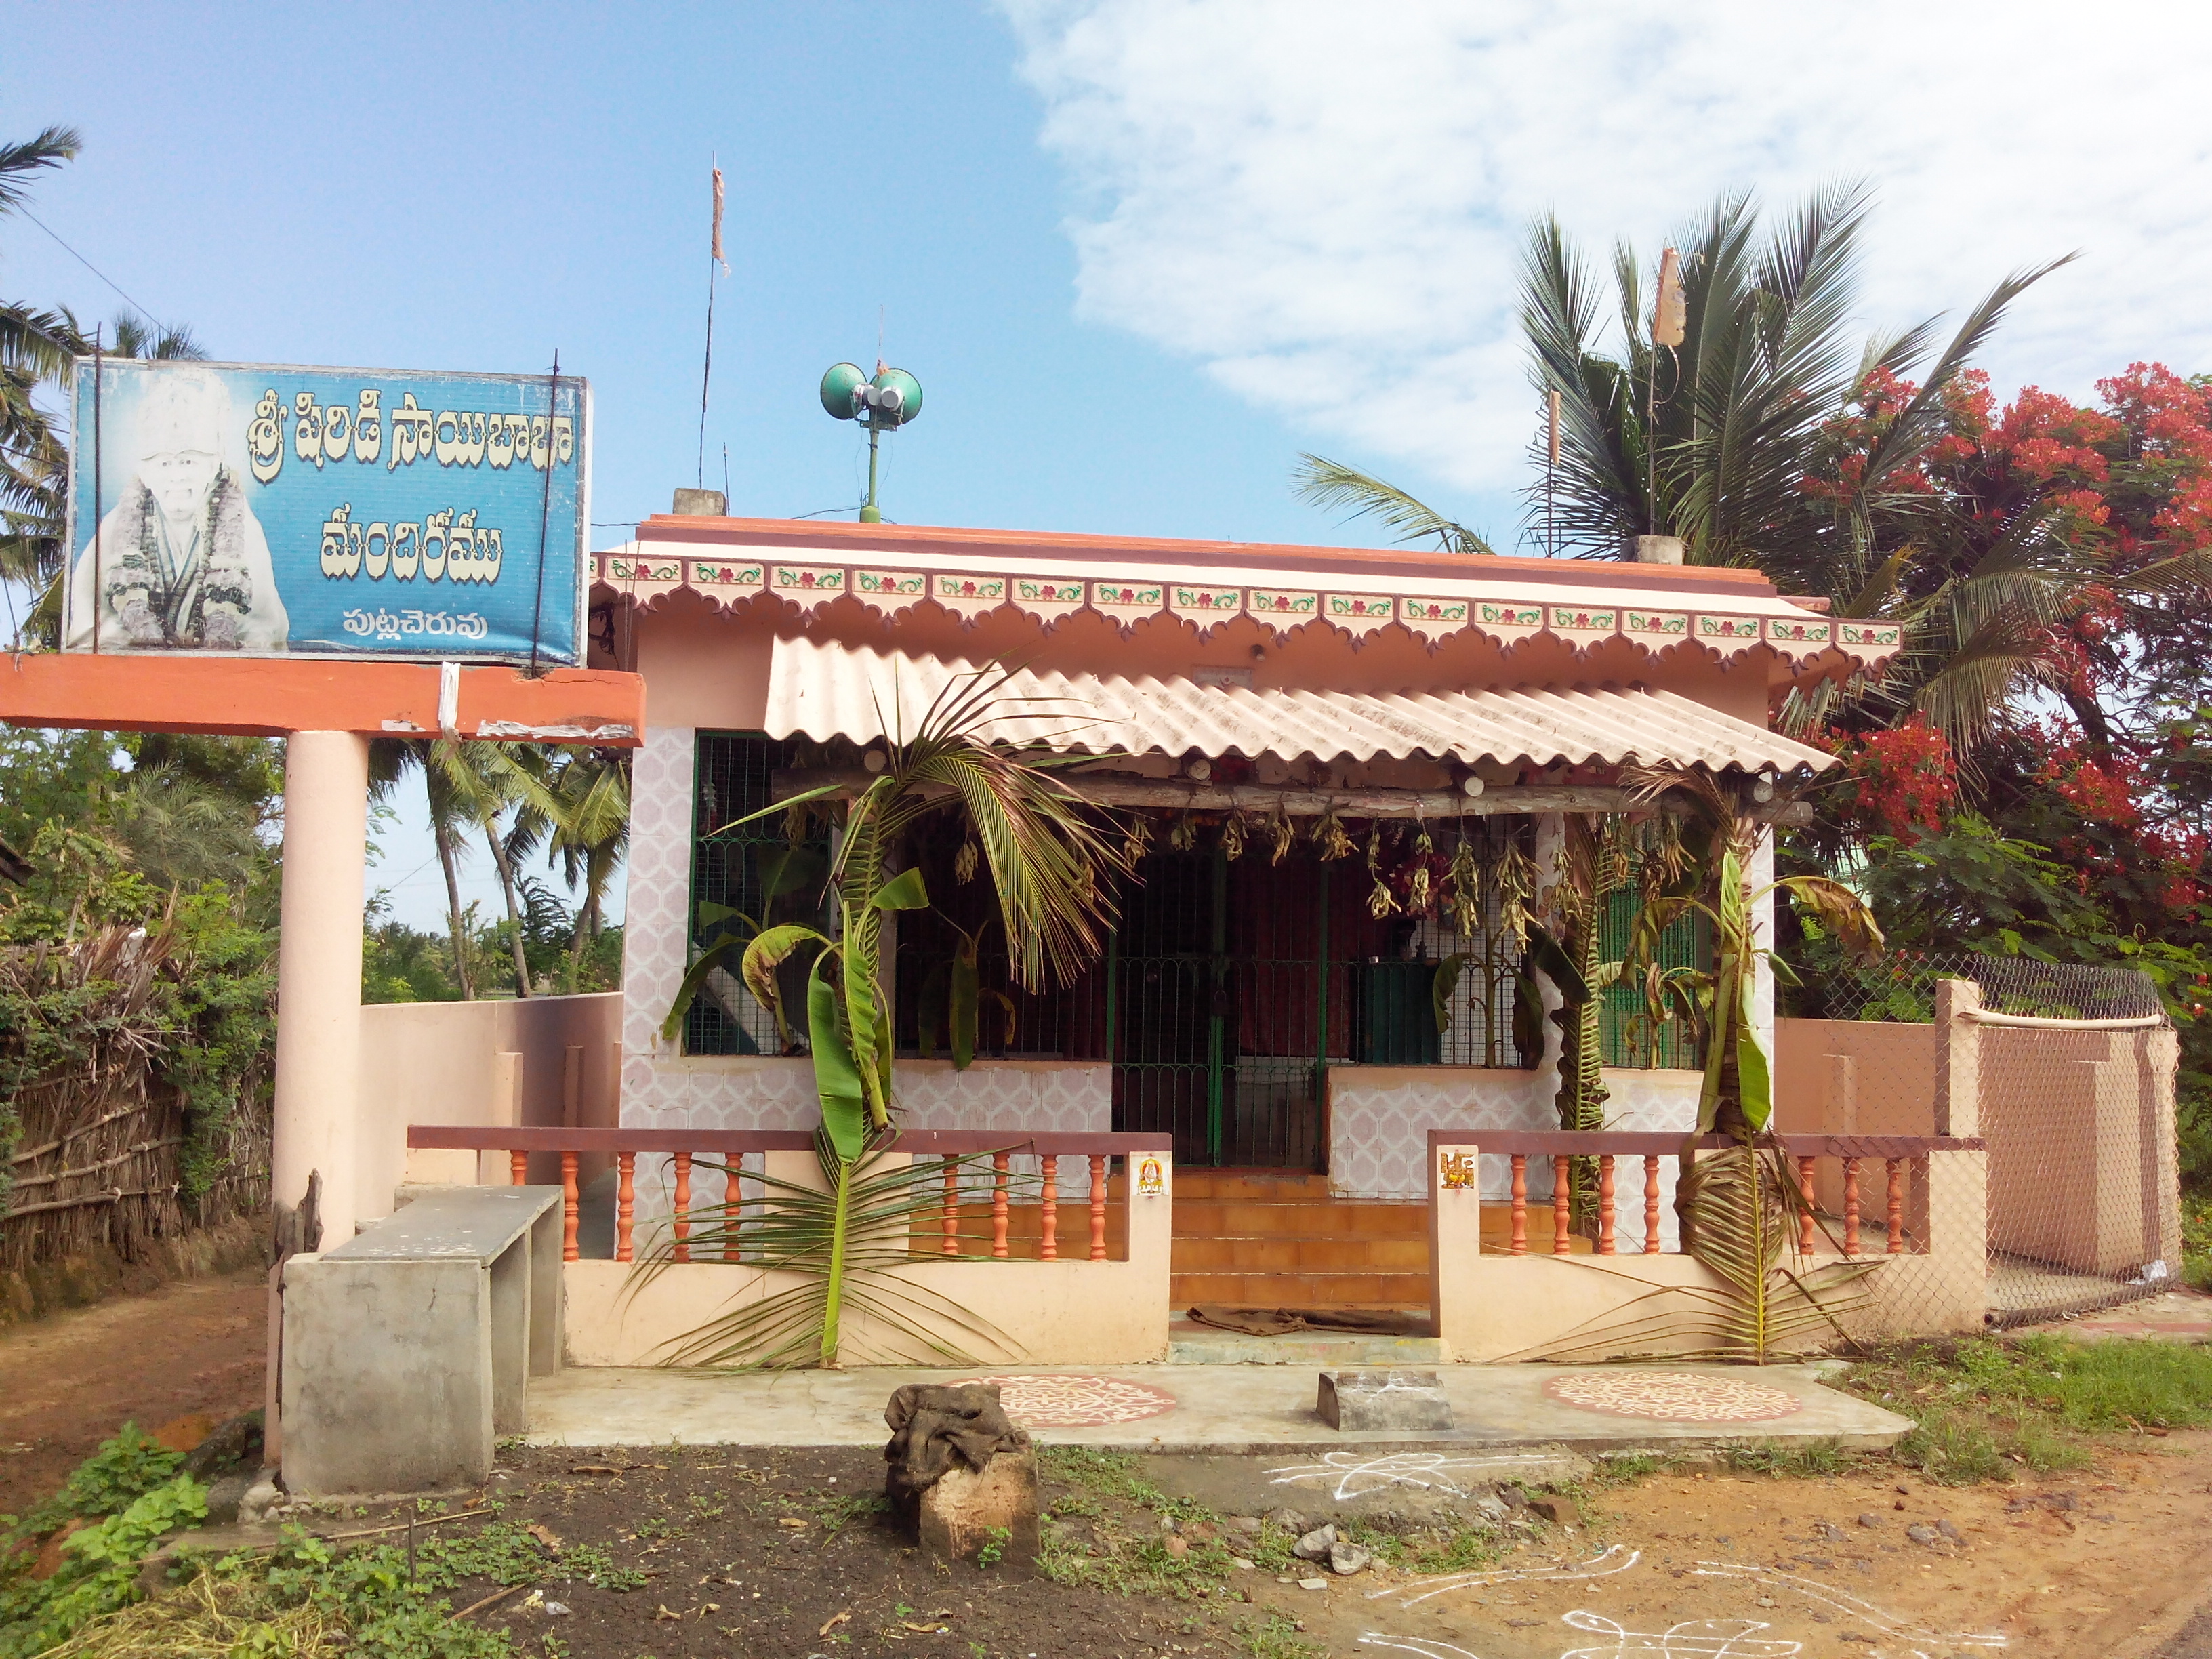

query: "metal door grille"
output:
684 732 831 1056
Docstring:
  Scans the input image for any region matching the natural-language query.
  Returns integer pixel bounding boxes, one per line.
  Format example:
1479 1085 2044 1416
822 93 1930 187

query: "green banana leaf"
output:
806 963 869 1164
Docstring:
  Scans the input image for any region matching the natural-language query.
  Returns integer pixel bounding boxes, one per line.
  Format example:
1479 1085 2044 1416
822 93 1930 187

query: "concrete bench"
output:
281 1186 562 1497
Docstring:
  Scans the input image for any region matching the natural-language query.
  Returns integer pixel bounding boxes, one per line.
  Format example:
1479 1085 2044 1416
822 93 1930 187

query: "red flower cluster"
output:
1834 717 1957 844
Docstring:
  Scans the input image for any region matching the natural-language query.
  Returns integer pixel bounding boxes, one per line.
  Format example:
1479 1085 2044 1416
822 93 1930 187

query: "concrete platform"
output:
523 1360 1909 1457
1166 1320 1443 1366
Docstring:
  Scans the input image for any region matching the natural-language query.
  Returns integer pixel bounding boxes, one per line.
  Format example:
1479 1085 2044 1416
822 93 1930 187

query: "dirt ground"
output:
1277 1435 2212 1659
8 1275 2212 1655
0 1264 267 1519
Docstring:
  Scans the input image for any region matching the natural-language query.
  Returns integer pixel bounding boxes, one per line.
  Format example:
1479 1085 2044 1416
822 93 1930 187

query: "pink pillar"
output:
271 731 369 1249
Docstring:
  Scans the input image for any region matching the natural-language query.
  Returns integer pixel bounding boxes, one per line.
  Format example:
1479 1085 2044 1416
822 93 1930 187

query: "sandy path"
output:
1267 1434 2212 1658
0 1266 268 1518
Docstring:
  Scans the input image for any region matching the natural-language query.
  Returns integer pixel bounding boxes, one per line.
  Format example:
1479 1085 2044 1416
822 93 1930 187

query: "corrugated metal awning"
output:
762 638 1832 775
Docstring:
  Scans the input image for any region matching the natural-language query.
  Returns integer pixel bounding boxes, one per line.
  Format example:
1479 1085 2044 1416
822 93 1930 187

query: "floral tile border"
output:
592 555 1902 668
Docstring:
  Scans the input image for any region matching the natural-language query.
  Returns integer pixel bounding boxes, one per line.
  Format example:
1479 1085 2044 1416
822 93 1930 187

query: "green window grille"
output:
684 731 832 1057
1596 886 1708 1068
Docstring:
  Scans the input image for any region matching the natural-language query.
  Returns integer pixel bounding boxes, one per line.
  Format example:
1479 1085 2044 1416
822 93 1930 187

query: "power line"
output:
14 206 154 320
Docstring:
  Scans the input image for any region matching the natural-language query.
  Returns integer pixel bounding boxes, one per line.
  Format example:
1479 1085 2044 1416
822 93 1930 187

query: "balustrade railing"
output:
405 1126 1166 1267
1432 1131 1985 1259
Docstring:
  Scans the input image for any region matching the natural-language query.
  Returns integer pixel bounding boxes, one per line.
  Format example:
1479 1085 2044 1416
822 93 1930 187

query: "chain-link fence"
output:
1777 955 2178 1330
1789 948 2166 1025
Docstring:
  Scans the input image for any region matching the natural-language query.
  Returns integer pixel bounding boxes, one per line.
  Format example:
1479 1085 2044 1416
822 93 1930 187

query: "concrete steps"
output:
1166 1321 1443 1366
1170 1168 1431 1309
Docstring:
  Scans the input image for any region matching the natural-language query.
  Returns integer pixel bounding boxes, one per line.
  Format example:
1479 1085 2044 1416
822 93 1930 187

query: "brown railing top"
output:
407 1125 1173 1156
1426 1129 1986 1156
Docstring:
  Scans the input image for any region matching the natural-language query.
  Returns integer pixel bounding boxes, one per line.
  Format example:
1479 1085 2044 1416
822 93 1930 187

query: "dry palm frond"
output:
1121 812 1153 864
1221 809 1248 861
1265 804 1294 864
1168 813 1197 852
1501 1138 1881 1365
954 838 979 884
629 1136 1024 1370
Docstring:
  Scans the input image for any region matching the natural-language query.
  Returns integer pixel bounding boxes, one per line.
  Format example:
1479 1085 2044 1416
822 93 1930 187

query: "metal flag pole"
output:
530 351 560 679
698 161 729 491
1546 387 1561 558
89 327 103 654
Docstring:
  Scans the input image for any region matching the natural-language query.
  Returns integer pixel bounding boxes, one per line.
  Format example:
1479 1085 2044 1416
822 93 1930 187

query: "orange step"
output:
1170 1168 1431 1308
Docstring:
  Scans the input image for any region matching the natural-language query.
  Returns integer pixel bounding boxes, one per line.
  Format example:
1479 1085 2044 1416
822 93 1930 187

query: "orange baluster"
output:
991 1153 1010 1258
1886 1158 1905 1254
615 1152 635 1264
1797 1155 1817 1254
1552 1158 1571 1256
510 1149 528 1187
724 1160 742 1263
1597 1155 1616 1254
1089 1155 1107 1261
560 1152 579 1263
1643 1155 1661 1254
672 1152 691 1264
1842 1158 1861 1258
943 1157 961 1256
1509 1154 1528 1256
1040 1155 1059 1261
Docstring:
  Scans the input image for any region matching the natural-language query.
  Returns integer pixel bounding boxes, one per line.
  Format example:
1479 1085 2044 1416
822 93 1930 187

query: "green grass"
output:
2186 1193 2212 1292
1231 1610 1324 1659
1723 1439 1855 1479
1843 1333 2212 1484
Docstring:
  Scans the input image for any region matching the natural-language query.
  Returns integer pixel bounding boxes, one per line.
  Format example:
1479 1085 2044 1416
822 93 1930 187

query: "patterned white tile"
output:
1327 1065 1699 1248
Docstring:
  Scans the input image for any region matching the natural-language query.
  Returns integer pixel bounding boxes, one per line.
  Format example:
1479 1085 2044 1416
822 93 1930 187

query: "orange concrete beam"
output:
0 653 644 744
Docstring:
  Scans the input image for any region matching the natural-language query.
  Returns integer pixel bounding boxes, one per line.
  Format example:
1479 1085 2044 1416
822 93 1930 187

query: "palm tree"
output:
1 127 87 592
539 746 630 989
1292 186 2078 744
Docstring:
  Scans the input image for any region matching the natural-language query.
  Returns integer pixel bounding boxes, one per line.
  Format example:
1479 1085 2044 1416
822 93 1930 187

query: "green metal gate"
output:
1107 850 1335 1170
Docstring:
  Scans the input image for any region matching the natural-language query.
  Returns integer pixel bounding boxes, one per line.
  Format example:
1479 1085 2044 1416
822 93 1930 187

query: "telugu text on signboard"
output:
63 360 589 665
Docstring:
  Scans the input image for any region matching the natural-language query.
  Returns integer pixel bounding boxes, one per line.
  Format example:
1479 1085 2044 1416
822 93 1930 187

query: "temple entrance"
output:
1110 848 1439 1170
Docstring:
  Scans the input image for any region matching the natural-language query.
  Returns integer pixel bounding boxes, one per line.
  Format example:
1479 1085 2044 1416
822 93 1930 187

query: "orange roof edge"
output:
0 655 644 744
631 514 1782 594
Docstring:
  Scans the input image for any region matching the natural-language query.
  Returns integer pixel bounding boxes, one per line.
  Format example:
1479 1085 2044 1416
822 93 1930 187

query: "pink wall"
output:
359 992 622 1222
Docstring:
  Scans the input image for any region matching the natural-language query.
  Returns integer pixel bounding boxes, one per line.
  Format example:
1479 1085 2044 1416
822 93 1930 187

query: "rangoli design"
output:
1542 1371 1802 1422
956 1374 1177 1426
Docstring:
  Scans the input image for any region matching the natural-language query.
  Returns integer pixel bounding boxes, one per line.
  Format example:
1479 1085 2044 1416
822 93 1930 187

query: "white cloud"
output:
1004 0 2212 516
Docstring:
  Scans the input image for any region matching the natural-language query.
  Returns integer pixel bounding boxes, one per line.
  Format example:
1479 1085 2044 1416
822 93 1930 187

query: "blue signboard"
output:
63 360 589 665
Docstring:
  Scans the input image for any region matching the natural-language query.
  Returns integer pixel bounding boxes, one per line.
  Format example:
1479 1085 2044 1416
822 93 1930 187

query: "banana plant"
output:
1607 761 1887 1361
917 917 1017 1067
649 663 1128 1367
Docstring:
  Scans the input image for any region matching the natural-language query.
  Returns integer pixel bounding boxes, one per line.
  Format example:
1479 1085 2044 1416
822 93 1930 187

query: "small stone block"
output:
1316 1368 1454 1432
917 1449 1038 1565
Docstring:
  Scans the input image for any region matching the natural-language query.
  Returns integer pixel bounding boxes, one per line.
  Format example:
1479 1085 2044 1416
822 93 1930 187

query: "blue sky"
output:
7 5 1392 552
8 4 1412 927
12 1 2210 929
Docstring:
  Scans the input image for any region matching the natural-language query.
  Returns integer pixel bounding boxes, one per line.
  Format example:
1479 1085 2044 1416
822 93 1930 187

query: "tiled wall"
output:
1326 1063 1701 1248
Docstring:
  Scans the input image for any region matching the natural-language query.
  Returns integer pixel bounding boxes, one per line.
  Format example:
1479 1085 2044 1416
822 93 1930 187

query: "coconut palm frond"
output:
630 1139 1025 1370
1290 453 1496 554
0 126 79 215
1847 254 2078 510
